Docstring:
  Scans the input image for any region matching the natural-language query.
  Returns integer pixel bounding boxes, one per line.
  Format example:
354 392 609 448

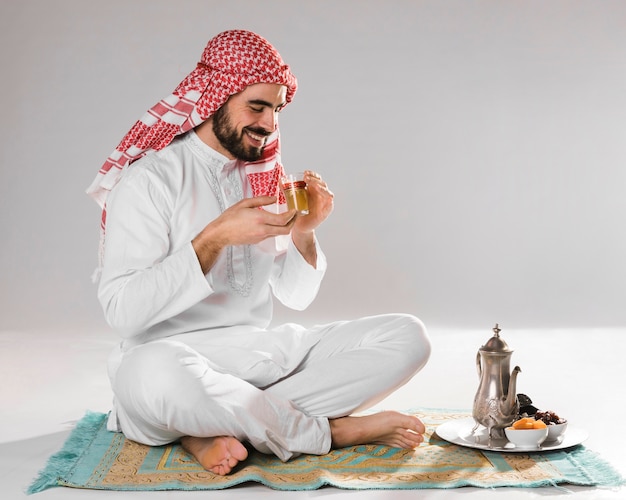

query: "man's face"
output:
211 83 287 161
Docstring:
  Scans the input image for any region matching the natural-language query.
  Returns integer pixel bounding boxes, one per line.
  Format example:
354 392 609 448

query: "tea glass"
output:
280 172 309 215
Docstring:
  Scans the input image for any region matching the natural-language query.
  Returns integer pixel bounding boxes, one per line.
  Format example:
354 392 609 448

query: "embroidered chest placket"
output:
203 162 254 297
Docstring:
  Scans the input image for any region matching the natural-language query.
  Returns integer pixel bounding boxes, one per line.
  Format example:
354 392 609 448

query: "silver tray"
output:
436 417 588 452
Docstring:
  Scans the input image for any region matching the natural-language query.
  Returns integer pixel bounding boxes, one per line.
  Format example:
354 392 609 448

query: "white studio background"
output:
1 0 625 334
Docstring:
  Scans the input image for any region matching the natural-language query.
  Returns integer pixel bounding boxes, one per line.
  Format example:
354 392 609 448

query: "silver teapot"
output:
472 324 521 446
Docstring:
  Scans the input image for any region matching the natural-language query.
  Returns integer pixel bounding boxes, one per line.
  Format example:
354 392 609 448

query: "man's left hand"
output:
293 170 334 235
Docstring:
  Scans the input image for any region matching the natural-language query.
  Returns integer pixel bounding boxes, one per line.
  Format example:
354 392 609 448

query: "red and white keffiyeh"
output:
86 30 297 274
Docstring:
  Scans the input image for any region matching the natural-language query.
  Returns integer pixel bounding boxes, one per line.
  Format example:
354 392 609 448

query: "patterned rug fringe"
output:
27 411 104 494
566 447 626 488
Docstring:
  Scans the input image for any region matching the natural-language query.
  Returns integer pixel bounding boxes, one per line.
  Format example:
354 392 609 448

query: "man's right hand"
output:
191 196 297 274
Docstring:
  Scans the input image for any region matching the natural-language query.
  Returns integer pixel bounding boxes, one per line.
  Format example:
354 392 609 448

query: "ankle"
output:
329 416 361 448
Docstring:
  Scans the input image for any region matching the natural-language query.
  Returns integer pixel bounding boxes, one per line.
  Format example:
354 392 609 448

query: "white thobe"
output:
98 131 431 460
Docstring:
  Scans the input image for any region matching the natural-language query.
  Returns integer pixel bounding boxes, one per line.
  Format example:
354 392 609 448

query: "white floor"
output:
1 326 624 499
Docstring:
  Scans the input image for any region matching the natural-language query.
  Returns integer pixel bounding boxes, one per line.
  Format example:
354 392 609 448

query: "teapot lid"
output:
480 324 512 353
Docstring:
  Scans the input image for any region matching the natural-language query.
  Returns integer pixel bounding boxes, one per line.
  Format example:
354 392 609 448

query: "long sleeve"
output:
270 237 327 311
97 165 212 337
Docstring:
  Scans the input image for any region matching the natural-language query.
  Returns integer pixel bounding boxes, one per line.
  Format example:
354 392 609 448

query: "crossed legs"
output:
111 314 431 475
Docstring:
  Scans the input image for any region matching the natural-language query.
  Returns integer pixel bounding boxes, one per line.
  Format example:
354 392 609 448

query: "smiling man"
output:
206 82 286 161
87 29 431 476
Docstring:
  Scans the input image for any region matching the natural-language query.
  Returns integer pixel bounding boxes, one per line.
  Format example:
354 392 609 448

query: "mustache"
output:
244 126 272 137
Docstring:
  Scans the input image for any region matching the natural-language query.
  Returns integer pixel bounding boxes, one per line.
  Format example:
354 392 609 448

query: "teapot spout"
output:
505 365 522 410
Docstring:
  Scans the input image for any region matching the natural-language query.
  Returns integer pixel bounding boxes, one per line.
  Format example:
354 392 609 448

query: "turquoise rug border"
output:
27 409 626 494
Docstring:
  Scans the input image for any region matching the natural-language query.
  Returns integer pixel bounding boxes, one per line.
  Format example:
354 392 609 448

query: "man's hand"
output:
291 170 334 267
192 196 296 274
293 170 334 235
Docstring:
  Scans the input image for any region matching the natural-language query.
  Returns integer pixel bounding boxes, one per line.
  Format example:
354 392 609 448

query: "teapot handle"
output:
476 351 482 378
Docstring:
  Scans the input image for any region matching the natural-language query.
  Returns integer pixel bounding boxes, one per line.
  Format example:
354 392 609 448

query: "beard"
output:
211 105 270 162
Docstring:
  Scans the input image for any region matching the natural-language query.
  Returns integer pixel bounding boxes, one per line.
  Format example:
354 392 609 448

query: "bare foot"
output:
329 410 426 449
180 436 248 475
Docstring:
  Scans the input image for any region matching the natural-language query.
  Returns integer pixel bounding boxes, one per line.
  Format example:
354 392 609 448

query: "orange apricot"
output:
512 418 536 430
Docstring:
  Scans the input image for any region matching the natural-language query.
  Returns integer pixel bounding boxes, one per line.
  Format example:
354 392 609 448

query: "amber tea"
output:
280 173 309 214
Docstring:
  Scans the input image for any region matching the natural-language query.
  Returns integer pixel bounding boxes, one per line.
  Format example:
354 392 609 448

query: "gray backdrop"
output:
1 0 625 333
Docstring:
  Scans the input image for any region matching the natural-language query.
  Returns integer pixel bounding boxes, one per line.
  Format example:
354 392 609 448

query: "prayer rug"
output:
27 408 625 494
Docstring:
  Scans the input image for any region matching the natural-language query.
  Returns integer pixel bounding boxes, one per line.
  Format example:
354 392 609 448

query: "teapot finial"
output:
493 323 501 336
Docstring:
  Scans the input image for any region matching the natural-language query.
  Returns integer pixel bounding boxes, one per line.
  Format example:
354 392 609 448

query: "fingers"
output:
257 205 298 234
239 196 296 227
304 170 332 194
215 197 296 247
268 209 297 228
241 195 280 209
303 170 334 213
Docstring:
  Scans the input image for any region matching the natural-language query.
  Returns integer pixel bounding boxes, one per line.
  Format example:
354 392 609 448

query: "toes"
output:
210 464 224 475
399 428 424 448
407 416 425 434
210 460 233 476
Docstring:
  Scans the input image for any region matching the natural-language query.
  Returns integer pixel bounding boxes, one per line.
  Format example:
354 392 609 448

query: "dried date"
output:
535 410 566 425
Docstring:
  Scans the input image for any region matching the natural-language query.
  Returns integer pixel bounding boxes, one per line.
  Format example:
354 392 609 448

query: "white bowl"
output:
504 426 549 449
546 421 568 441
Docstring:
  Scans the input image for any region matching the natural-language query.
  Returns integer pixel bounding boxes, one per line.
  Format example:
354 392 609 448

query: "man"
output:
87 29 431 476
